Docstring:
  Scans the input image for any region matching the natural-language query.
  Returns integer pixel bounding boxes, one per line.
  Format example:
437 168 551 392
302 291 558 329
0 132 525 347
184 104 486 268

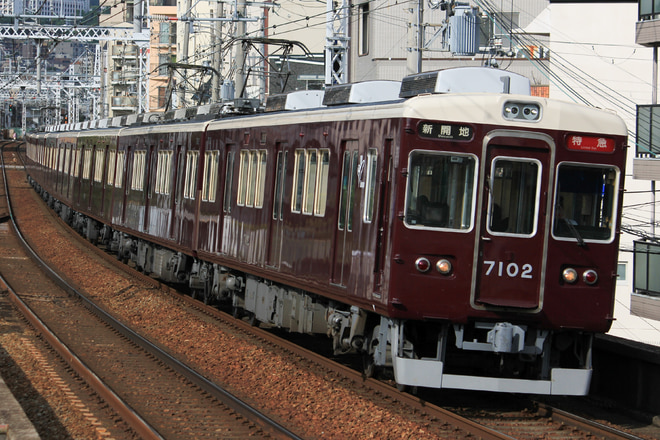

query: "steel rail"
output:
536 402 647 440
2 142 303 440
0 142 165 440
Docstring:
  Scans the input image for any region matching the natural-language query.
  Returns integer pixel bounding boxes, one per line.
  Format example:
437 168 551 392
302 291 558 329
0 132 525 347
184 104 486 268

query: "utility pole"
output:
235 0 248 98
179 0 192 107
211 2 224 103
325 0 349 85
407 0 423 74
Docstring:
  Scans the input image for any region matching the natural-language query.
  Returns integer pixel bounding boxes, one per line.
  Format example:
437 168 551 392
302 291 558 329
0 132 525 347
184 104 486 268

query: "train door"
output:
121 145 132 225
217 143 235 254
332 141 359 286
373 140 392 294
473 133 552 310
266 142 288 268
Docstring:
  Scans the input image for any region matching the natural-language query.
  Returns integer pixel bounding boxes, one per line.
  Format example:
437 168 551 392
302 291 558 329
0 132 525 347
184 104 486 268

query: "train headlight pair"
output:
503 101 541 121
562 268 598 285
415 257 452 275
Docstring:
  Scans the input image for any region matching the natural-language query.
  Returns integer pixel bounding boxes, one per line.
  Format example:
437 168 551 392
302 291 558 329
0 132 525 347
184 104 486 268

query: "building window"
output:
617 262 627 282
159 21 176 45
358 2 369 56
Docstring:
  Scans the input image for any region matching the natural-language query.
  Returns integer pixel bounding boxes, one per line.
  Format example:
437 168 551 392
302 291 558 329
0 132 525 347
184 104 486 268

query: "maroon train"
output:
25 67 627 395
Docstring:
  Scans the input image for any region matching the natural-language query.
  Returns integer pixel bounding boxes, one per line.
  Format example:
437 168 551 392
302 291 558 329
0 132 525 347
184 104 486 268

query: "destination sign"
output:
418 122 473 141
566 135 615 153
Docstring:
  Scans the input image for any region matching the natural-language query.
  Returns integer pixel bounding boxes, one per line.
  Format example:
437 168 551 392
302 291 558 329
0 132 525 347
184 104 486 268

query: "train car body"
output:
24 67 628 395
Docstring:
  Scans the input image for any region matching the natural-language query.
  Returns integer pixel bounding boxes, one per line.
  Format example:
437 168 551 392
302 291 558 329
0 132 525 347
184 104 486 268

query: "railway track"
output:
0 142 298 440
2 139 654 439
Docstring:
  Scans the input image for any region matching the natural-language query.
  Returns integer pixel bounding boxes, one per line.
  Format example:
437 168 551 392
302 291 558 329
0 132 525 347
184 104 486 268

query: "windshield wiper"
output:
564 218 586 247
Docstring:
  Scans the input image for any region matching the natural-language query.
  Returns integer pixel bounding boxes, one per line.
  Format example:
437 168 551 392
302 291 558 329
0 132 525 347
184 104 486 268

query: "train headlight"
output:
562 268 578 284
583 270 598 285
503 101 541 122
415 257 431 273
436 259 452 275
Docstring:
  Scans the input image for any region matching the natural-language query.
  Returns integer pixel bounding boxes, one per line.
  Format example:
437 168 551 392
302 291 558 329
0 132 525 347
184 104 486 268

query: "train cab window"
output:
552 163 619 242
405 151 477 230
488 158 541 236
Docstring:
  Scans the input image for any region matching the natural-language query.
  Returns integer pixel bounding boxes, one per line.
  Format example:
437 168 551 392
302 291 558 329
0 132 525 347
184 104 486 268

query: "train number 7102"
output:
484 261 533 279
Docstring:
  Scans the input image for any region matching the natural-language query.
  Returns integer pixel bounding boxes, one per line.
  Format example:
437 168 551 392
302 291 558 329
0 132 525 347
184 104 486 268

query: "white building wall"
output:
548 2 660 345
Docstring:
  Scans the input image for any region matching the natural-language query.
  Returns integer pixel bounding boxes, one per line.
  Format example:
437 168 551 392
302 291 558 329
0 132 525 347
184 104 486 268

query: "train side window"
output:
64 146 71 175
364 148 378 223
223 151 235 213
202 151 219 202
245 151 259 207
115 151 125 188
488 157 541 236
303 150 318 214
183 151 198 199
155 151 172 195
94 147 105 183
237 150 250 206
83 147 93 180
72 147 81 178
132 150 146 191
58 147 65 172
314 149 330 217
155 152 164 194
292 149 305 213
272 150 287 220
552 163 619 242
107 149 116 186
338 149 359 231
404 151 476 230
255 150 267 208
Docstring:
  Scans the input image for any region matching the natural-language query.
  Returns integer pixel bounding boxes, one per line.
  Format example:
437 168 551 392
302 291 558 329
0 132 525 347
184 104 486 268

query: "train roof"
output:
38 67 626 139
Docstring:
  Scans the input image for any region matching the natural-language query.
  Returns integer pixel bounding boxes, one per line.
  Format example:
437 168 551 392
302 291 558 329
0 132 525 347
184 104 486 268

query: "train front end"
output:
378 68 627 394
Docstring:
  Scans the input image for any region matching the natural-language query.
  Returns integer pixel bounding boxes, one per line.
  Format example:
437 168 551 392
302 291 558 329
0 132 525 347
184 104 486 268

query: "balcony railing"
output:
112 45 139 58
111 96 138 109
